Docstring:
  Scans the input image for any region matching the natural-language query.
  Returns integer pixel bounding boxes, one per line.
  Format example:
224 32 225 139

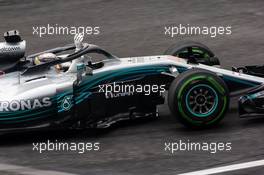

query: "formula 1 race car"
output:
0 30 263 132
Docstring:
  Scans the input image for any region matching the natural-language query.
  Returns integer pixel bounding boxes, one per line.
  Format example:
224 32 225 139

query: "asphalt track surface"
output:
0 0 264 174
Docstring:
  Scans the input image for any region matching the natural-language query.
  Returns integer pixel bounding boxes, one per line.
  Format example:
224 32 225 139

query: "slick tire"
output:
168 69 229 128
164 41 220 66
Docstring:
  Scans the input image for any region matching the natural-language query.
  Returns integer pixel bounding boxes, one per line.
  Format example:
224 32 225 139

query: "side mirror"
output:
76 63 85 85
75 63 93 85
86 67 93 75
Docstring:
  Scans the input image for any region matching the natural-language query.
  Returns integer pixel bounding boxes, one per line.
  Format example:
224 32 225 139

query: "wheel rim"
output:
185 84 218 117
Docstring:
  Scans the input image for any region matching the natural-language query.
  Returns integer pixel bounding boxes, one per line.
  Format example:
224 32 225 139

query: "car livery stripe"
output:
222 75 261 87
175 66 189 73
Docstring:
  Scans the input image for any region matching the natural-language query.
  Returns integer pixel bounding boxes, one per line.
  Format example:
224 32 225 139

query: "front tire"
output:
168 69 229 128
164 41 220 66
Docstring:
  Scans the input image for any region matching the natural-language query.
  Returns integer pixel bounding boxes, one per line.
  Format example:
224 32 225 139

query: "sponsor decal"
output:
0 46 20 52
0 97 52 112
61 95 73 111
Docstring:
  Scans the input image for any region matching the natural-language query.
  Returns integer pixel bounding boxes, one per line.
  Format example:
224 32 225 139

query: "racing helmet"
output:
34 53 57 65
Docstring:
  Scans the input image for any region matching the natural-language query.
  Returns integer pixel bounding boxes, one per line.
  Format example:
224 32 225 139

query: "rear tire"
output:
168 69 229 128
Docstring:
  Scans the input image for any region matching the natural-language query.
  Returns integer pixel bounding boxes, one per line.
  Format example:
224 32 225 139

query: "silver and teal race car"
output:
0 30 263 132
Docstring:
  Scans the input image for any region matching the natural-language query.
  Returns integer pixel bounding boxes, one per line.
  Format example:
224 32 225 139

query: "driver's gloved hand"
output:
74 33 84 51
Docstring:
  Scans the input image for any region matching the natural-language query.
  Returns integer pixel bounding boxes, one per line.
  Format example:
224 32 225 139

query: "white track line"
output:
179 159 264 175
0 163 77 175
